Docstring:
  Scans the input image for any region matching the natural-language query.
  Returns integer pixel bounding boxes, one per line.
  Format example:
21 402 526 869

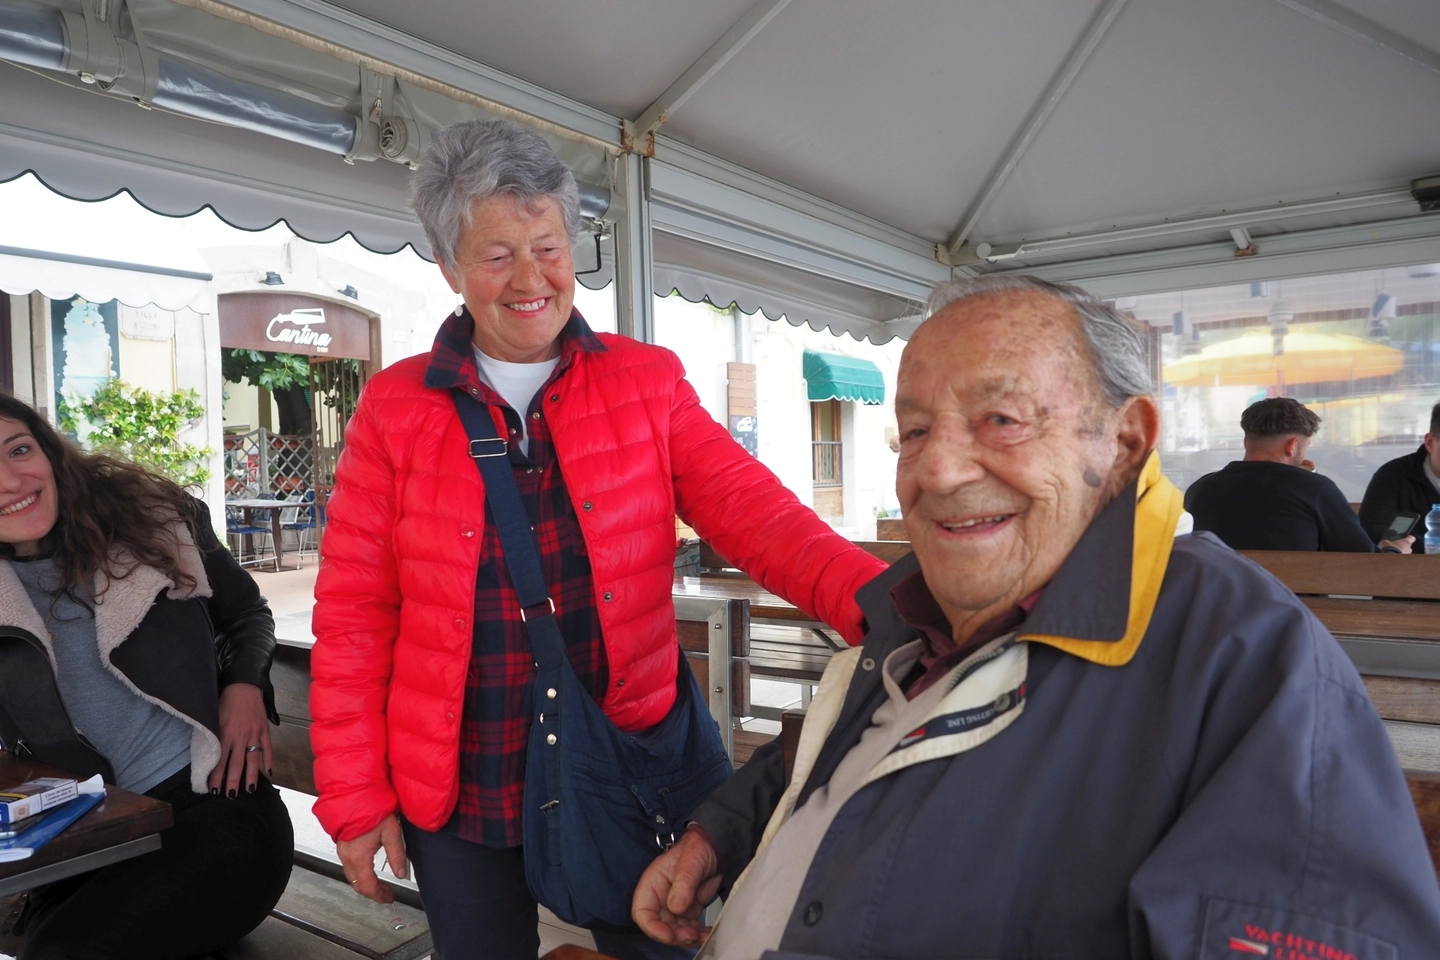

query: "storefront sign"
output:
119 304 175 341
266 308 331 350
219 292 371 360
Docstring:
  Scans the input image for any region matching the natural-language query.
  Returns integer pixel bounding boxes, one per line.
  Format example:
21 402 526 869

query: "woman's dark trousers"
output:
18 767 294 960
403 816 694 960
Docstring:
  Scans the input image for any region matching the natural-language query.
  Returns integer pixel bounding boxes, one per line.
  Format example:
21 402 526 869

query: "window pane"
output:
1128 262 1440 501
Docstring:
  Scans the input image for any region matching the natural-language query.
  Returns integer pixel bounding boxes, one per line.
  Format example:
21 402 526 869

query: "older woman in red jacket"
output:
310 119 887 960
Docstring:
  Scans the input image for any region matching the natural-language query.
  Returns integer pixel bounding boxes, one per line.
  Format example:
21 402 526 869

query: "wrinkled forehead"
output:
898 292 1093 405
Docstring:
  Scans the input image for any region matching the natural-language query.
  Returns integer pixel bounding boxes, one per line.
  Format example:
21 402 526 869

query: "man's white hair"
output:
927 275 1154 408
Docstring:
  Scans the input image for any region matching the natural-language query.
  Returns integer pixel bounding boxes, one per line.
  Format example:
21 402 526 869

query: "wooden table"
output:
674 576 845 689
226 498 294 571
0 754 173 897
674 575 808 623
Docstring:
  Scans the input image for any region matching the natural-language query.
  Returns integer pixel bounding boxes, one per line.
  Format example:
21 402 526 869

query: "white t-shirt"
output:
472 347 559 456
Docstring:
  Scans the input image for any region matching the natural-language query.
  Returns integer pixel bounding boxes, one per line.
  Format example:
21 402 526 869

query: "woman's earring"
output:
454 302 464 317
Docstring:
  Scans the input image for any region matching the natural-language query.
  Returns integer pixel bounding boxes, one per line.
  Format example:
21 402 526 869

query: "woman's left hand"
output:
209 682 273 798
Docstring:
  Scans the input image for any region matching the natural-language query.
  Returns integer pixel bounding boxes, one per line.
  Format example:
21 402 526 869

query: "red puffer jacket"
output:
310 333 888 841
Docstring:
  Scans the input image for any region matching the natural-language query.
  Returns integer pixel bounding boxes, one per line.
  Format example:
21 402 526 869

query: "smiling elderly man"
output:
632 276 1440 960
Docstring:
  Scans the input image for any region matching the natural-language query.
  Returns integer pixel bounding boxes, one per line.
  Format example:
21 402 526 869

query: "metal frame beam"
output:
1010 213 1440 299
674 596 741 760
185 0 622 150
946 0 1130 257
972 185 1416 262
613 152 656 342
1271 0 1440 79
649 160 949 301
623 0 792 157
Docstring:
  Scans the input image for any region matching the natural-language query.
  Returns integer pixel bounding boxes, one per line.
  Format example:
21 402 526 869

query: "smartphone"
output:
1383 512 1420 541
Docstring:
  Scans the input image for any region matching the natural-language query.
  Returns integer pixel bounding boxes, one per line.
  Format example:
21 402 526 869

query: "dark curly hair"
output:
0 394 200 605
1240 397 1321 438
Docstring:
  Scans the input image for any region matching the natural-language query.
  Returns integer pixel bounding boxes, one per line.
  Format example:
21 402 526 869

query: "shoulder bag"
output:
451 390 732 930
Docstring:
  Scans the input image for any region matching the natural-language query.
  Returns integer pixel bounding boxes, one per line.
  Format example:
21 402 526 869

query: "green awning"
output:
803 350 886 405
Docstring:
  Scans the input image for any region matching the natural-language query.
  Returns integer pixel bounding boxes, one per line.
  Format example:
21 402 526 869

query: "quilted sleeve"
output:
310 386 404 842
666 356 888 643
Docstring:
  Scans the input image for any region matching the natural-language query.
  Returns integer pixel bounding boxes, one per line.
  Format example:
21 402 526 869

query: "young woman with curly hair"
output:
0 395 292 960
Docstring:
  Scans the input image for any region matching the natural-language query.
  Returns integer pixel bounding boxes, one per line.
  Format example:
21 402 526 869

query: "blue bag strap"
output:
450 389 567 670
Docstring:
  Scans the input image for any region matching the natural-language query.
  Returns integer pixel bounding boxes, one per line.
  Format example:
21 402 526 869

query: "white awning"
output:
0 247 211 312
0 175 213 311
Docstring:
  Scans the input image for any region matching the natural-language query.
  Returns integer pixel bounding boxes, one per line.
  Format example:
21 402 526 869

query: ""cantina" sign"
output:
267 308 332 351
219 292 371 360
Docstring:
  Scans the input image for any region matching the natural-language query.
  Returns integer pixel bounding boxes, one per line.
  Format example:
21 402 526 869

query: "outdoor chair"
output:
225 505 274 569
279 490 319 567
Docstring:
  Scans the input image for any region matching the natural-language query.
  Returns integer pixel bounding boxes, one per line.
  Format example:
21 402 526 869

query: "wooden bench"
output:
242 640 433 960
1235 551 1440 773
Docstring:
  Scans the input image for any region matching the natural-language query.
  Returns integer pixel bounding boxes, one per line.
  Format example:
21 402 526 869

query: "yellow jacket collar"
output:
1017 451 1185 667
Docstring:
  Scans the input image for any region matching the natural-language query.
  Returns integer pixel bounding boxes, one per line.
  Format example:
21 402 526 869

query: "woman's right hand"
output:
338 813 408 903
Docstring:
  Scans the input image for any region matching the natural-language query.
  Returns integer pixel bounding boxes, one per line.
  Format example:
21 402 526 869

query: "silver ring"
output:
245 745 261 753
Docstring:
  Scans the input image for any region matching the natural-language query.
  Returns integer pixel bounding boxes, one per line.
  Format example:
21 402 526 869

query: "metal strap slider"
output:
468 438 508 458
520 597 556 622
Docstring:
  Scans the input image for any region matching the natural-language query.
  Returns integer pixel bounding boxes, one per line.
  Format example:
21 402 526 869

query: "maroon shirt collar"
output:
890 569 1043 698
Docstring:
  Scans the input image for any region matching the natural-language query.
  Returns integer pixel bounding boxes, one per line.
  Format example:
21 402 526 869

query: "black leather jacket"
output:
0 500 277 782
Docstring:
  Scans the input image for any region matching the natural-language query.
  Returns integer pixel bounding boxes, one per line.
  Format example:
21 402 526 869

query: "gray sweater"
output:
11 558 192 793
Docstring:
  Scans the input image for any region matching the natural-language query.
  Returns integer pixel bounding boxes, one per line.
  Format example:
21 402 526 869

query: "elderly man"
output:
633 276 1440 959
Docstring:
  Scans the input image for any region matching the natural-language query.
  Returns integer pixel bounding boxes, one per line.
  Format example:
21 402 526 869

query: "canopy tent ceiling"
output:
1 0 1439 342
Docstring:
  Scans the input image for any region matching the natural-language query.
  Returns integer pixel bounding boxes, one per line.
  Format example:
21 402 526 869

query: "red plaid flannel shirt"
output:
423 308 608 846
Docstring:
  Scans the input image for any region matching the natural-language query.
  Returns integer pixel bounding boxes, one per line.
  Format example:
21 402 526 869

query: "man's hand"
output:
1379 535 1415 554
337 814 408 904
633 827 722 946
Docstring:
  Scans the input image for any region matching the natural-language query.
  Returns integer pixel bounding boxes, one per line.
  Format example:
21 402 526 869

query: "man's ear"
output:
1112 395 1160 482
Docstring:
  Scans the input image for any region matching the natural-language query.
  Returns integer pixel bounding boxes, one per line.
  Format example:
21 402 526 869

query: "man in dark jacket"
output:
1358 400 1440 546
632 276 1440 960
1185 397 1411 553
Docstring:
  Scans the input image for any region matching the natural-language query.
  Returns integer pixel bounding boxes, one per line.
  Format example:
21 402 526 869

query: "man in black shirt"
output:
1185 398 1413 553
1358 400 1440 545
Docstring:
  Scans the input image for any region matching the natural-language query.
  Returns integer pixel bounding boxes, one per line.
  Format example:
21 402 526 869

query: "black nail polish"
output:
210 787 218 796
247 783 256 794
227 788 237 799
267 769 273 778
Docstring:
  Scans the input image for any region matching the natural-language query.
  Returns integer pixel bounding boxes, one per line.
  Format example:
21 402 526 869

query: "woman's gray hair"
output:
411 119 582 266
927 275 1154 407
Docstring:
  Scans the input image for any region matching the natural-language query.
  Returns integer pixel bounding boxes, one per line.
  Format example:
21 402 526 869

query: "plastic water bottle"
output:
1425 505 1440 555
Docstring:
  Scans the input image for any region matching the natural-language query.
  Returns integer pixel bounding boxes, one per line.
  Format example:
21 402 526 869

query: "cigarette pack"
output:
0 778 78 824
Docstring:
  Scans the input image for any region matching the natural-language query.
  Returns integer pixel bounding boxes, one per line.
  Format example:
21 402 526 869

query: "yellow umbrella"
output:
1163 330 1404 388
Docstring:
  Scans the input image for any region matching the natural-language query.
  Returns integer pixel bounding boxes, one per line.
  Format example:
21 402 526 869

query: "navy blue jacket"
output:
693 471 1440 959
